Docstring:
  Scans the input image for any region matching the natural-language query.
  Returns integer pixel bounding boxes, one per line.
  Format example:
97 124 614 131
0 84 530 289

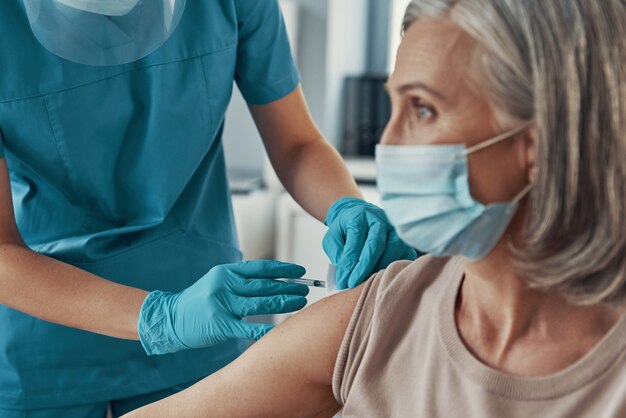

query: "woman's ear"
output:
525 126 539 184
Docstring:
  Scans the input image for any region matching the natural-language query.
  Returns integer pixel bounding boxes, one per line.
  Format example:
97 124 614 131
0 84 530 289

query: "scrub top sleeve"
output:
234 0 301 105
0 130 5 159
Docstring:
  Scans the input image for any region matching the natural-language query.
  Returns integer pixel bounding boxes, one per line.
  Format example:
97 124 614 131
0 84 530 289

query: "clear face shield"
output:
23 0 187 66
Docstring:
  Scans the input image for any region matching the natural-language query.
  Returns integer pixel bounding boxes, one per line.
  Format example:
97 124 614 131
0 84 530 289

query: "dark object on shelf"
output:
341 75 391 158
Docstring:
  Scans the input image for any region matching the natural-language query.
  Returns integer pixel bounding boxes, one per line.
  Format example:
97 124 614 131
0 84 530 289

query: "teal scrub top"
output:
0 0 300 410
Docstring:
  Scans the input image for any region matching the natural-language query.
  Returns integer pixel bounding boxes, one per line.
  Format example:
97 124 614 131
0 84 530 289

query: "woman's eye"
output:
418 107 433 119
412 99 435 120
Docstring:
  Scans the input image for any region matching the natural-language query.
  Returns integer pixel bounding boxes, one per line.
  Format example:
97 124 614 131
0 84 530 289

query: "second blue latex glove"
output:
323 197 417 290
138 260 309 355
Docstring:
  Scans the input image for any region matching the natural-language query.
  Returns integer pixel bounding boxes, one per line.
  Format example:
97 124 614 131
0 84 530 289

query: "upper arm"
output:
234 0 300 106
127 286 364 418
0 156 23 246
249 86 324 157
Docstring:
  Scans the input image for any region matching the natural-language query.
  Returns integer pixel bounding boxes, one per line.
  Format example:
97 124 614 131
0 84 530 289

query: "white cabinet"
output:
231 189 281 260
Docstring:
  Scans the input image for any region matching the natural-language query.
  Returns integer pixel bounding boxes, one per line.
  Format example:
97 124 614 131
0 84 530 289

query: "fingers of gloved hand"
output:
324 197 362 226
346 223 388 289
224 260 306 279
322 225 346 265
232 278 310 297
374 233 418 271
234 295 308 318
231 321 275 341
336 225 368 290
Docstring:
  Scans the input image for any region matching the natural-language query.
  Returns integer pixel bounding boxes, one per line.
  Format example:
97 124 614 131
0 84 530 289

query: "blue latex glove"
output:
138 260 309 355
323 197 417 290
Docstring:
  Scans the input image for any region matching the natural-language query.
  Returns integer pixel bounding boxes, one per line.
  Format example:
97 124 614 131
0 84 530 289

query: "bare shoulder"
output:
375 256 454 295
268 283 366 384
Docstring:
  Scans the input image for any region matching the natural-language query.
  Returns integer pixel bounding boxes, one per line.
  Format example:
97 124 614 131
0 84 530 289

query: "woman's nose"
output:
380 121 402 146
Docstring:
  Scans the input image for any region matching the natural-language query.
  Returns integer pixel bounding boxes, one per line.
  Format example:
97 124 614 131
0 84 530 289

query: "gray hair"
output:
403 0 626 305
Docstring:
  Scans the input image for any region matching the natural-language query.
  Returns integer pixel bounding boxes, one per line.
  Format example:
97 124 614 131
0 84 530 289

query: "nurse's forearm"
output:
279 139 362 221
0 243 147 340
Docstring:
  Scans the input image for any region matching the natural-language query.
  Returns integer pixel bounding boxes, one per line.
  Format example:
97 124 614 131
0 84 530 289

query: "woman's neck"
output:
456 242 625 376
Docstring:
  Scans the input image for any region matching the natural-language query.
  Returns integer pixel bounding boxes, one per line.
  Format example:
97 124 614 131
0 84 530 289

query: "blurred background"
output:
223 0 410 312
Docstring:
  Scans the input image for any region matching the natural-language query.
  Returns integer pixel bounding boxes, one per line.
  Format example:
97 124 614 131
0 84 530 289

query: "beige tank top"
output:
333 256 626 417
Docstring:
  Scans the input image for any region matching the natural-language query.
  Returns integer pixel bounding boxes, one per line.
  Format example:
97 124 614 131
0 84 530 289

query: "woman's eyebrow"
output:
385 81 448 102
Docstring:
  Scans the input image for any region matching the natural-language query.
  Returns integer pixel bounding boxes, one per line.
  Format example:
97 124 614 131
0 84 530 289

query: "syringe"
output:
275 278 326 288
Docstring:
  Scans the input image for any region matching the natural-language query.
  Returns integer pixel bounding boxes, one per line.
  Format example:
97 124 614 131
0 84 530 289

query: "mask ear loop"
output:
464 122 535 156
462 121 536 202
512 183 533 203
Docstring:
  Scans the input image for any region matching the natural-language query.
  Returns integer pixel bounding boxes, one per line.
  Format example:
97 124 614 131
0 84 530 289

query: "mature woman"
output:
124 0 626 416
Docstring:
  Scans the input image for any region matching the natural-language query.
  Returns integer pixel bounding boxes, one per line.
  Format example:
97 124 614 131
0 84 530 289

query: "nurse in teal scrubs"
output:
0 0 416 416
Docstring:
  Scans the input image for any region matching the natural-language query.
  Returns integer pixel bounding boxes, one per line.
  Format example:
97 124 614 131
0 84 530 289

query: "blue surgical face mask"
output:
376 125 533 261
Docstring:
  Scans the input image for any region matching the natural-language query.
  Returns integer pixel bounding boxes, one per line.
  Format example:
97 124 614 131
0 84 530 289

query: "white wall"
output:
368 0 392 74
322 0 369 147
389 0 411 73
293 0 329 137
